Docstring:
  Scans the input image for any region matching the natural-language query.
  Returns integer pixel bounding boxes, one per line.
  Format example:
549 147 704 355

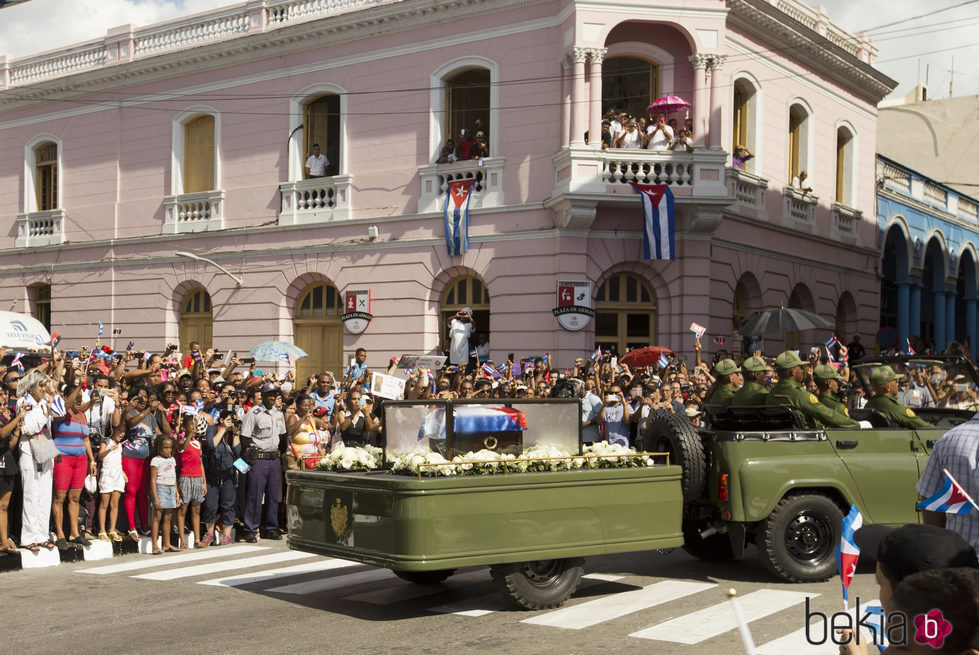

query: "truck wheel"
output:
682 521 735 561
490 558 585 610
392 569 455 584
760 494 842 582
643 413 706 503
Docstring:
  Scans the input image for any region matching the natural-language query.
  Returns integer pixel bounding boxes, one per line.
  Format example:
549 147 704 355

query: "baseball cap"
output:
870 365 904 385
813 364 842 381
713 359 739 376
774 351 807 369
741 356 771 373
684 406 702 418
854 524 979 583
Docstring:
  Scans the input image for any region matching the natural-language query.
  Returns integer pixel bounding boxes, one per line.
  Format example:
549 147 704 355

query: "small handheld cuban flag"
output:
49 395 67 418
906 338 916 356
657 353 670 369
143 351 153 361
630 183 675 261
917 468 979 515
481 363 501 379
590 346 602 362
823 335 841 362
834 504 863 610
98 323 104 337
281 353 291 366
11 353 23 372
862 604 888 651
444 178 476 256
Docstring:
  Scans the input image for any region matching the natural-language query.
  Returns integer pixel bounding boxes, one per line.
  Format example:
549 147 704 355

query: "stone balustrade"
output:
278 175 352 225
15 209 66 248
134 12 252 56
162 190 224 234
727 168 768 217
774 0 875 62
417 158 505 214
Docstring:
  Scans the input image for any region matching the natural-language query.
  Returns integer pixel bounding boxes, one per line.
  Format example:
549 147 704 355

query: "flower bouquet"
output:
315 444 383 472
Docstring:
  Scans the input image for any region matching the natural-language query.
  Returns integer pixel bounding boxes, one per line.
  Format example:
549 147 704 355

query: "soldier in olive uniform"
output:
708 359 741 409
766 351 859 429
865 365 932 429
813 364 852 421
732 356 771 407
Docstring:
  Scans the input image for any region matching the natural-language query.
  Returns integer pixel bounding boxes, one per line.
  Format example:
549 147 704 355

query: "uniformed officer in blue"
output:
865 365 931 429
240 386 287 542
766 351 859 428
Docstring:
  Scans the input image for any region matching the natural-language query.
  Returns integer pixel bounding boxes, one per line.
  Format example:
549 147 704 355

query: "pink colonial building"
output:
0 0 894 376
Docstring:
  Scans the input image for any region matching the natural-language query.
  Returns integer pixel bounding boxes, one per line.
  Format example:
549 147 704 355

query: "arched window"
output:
788 103 810 184
785 284 813 350
602 57 659 121
304 94 340 177
440 275 490 348
34 142 58 211
183 115 215 194
294 282 343 383
594 273 657 356
835 126 855 206
30 284 51 333
732 77 759 169
179 288 213 352
444 68 490 150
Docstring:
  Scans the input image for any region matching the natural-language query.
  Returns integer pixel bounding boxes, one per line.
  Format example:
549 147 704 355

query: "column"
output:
946 284 956 348
965 296 977 359
934 289 947 350
560 55 571 148
896 281 910 349
909 278 922 339
688 54 710 147
570 47 589 146
707 54 728 149
588 48 607 150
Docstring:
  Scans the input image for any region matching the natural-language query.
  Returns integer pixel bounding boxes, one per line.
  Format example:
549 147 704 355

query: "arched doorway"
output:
785 283 814 350
294 282 343 382
879 225 910 336
602 56 659 120
921 239 947 348
179 288 213 352
955 251 977 352
594 272 657 356
440 275 490 352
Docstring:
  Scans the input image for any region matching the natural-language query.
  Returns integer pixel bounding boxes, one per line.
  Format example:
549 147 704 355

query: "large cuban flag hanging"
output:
630 183 676 260
444 178 477 255
419 406 528 441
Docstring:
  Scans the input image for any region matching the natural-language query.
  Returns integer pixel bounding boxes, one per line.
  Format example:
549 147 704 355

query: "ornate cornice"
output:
726 0 896 103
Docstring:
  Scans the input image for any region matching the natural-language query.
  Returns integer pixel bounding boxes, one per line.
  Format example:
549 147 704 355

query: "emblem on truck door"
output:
330 498 349 539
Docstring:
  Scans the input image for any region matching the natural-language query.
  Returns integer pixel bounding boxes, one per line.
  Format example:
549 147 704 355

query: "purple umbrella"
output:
647 95 691 115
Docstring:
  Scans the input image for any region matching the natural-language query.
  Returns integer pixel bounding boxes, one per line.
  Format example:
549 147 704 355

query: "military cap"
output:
742 356 771 373
870 365 904 385
813 364 842 380
774 350 807 369
713 358 739 376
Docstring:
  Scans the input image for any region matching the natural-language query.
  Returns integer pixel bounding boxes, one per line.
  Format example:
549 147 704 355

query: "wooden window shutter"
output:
184 115 215 193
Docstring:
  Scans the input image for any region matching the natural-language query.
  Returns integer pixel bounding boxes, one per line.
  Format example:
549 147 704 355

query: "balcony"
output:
279 176 352 225
727 167 769 219
831 202 862 243
418 157 505 214
15 209 66 248
782 187 818 228
163 190 224 234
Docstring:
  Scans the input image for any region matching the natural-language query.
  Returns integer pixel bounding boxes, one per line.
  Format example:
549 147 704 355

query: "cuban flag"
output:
281 353 291 366
630 183 675 261
834 504 863 610
590 347 602 362
11 353 23 372
824 335 841 362
657 353 670 369
49 395 66 418
917 469 979 514
906 339 916 356
862 604 888 650
418 406 528 441
444 179 476 256
481 363 501 379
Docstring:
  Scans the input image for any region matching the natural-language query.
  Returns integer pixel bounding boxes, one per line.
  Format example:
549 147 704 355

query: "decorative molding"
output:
568 47 590 64
688 53 711 69
586 47 607 64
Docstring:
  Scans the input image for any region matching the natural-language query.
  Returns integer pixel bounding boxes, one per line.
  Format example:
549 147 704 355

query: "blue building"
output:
877 155 979 357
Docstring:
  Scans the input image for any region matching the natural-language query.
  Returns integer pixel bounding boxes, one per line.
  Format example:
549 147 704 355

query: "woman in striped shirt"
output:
51 384 96 550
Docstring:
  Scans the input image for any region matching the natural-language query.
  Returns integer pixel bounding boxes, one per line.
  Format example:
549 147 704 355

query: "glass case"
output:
381 398 582 463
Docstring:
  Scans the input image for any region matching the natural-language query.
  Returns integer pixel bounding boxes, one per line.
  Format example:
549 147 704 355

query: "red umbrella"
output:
618 346 675 369
647 95 690 115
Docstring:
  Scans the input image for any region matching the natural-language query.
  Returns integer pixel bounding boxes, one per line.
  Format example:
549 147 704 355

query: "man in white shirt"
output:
646 114 674 151
304 143 330 178
447 308 474 368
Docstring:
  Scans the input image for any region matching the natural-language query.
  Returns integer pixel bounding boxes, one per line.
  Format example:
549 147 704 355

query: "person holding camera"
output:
602 385 631 447
446 307 474 370
330 390 379 448
199 411 241 547
285 394 330 469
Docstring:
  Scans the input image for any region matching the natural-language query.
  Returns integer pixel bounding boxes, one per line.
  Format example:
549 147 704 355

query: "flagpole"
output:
726 588 757 655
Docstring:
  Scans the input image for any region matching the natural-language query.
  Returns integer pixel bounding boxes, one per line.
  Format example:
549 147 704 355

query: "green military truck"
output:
644 355 973 583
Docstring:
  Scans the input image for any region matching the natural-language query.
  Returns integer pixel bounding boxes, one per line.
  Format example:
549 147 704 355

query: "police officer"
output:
240 387 287 543
766 351 859 428
732 356 771 407
708 359 741 409
812 364 852 421
865 365 931 429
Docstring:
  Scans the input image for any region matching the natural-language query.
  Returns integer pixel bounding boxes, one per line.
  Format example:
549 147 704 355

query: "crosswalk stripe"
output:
629 589 817 644
266 567 392 594
132 551 314 581
755 598 881 654
522 580 717 630
427 573 624 617
198 558 359 588
77 545 268 575
343 570 490 605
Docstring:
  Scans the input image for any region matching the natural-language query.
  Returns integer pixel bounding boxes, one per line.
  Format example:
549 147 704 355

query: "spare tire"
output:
642 412 706 503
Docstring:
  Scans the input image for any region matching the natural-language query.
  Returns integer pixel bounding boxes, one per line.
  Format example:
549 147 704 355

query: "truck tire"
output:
392 569 455 584
760 493 842 582
643 413 706 503
490 558 585 610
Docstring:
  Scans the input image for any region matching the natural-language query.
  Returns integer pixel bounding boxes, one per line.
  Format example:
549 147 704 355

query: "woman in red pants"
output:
122 387 170 538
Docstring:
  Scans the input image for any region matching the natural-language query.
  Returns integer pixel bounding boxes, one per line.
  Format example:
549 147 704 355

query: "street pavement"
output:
0 539 880 654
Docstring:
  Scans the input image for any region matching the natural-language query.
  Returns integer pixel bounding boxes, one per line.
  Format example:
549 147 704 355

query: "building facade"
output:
0 0 893 376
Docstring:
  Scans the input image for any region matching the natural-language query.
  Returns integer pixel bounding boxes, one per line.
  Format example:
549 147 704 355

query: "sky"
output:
0 0 978 100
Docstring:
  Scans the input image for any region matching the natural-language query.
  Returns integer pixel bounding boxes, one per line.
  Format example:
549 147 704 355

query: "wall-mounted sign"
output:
552 280 594 331
341 289 372 334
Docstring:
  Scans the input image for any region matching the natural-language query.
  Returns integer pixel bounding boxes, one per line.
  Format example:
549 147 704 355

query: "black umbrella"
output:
740 308 833 336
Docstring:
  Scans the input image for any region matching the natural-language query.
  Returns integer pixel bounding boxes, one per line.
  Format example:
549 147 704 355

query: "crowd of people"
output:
435 123 490 164
597 110 694 152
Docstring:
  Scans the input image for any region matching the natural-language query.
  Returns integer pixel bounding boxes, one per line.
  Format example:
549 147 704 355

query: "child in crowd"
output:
175 414 207 550
97 423 127 541
150 436 178 554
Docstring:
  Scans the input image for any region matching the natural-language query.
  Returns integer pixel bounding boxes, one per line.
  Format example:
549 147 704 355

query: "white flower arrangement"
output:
316 444 383 472
390 448 457 476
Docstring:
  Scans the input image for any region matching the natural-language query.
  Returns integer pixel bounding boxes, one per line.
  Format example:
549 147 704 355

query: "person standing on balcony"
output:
436 139 457 164
732 145 754 169
304 143 329 179
615 120 643 149
792 170 813 195
645 114 674 151
455 129 477 161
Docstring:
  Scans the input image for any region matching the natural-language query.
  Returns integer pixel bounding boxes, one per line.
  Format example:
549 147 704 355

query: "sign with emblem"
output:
553 280 594 331
341 289 372 334
327 491 353 546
